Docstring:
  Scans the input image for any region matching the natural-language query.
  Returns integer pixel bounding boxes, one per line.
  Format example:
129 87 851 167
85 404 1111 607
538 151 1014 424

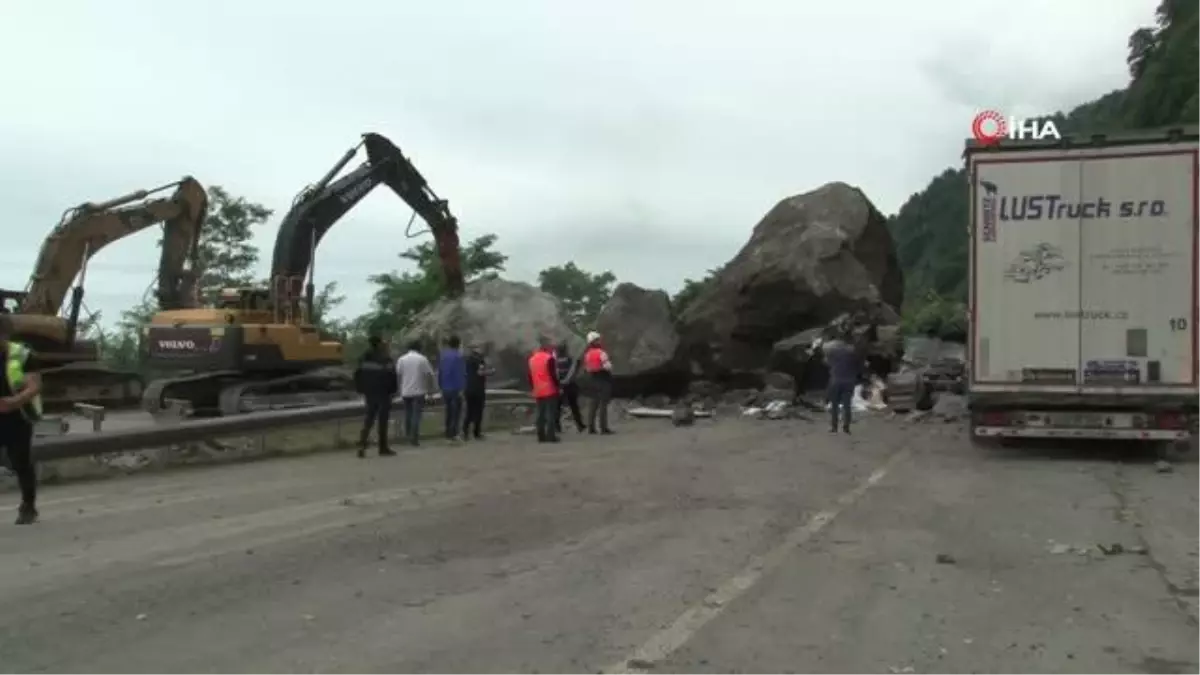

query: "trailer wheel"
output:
1156 438 1197 463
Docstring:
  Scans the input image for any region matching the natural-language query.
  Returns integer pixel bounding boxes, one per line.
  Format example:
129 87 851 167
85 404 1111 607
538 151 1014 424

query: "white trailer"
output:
966 127 1198 444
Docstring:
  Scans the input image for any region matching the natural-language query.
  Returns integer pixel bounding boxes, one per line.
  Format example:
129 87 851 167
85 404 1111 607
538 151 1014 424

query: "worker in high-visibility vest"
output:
581 331 615 434
0 314 44 525
527 335 561 443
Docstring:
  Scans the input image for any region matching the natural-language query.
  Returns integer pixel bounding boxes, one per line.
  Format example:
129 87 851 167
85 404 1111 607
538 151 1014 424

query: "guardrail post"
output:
73 403 106 432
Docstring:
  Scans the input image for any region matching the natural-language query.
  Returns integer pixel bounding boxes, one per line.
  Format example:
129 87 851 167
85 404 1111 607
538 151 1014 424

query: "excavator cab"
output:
217 288 273 312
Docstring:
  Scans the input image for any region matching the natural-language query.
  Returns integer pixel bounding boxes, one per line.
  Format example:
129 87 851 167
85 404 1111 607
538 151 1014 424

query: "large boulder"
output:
679 182 903 384
594 283 687 397
402 278 582 389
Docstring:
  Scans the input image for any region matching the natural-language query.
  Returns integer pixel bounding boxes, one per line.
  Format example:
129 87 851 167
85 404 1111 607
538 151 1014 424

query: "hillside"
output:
888 0 1198 336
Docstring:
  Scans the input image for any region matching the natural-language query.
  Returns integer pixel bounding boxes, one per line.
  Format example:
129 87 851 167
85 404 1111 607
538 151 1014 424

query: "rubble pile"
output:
400 182 972 426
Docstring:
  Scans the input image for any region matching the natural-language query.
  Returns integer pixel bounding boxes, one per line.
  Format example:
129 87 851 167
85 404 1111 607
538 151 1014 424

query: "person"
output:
353 335 397 458
822 328 863 434
0 314 43 525
527 336 560 443
554 341 585 434
581 331 615 434
395 339 436 447
438 335 467 441
463 342 494 440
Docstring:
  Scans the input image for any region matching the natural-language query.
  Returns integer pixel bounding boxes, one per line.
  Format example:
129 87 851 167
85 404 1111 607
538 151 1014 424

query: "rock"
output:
671 406 696 426
685 380 722 405
760 387 793 403
402 278 582 390
680 182 903 384
763 371 796 392
594 283 687 397
643 394 671 409
1155 459 1174 474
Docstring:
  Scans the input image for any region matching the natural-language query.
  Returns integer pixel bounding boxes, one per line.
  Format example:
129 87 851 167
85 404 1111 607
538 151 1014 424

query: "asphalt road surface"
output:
0 415 1196 673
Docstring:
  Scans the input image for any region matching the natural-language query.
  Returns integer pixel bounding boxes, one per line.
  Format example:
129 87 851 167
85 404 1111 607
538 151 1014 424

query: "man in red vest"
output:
527 336 561 443
582 331 615 434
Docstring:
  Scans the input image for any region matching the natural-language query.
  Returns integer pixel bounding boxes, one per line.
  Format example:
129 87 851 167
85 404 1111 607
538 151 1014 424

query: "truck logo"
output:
156 339 198 350
980 180 999 242
1004 243 1068 283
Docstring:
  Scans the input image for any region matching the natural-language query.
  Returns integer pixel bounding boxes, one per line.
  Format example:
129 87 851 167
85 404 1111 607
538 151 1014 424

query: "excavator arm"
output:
20 177 209 328
269 132 464 318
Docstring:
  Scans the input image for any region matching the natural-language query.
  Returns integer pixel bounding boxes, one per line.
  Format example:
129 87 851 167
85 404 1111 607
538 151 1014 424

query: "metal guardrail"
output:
32 390 532 462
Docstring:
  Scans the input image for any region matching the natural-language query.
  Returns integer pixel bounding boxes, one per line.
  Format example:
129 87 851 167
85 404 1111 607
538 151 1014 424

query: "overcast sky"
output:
0 0 1155 325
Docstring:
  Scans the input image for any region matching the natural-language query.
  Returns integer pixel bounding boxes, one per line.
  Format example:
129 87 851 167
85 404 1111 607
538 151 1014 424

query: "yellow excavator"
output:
140 133 464 416
2 177 209 410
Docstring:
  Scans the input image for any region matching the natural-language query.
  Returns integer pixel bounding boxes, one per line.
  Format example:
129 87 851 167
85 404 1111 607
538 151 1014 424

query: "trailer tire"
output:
1156 438 1197 463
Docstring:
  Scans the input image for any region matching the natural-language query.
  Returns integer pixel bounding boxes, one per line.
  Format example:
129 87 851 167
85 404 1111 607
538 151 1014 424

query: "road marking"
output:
606 447 911 674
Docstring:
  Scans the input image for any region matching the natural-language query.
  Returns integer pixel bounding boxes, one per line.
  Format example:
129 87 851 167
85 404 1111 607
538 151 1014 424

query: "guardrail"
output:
32 390 533 462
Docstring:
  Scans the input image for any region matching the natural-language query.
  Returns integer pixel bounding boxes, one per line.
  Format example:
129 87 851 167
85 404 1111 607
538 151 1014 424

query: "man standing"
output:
353 335 398 458
822 328 863 434
554 341 585 434
463 342 493 440
527 336 560 443
395 339 436 447
0 315 43 525
438 336 467 441
582 331 615 435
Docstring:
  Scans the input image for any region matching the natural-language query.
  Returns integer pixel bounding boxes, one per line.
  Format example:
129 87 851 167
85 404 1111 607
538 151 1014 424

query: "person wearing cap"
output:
527 335 561 443
462 341 494 440
581 331 615 434
0 314 43 525
353 334 398 458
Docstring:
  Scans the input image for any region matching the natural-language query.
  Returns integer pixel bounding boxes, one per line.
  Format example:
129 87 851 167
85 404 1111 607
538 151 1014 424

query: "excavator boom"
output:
20 176 209 317
269 132 464 299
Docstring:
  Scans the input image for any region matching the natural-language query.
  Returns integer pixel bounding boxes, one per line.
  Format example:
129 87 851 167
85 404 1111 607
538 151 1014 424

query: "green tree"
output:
311 280 348 339
537 262 616 328
364 233 508 334
194 186 272 301
671 267 722 319
97 299 157 372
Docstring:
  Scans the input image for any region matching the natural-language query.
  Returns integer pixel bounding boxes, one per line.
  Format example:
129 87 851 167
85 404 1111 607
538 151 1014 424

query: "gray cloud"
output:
0 0 1155 324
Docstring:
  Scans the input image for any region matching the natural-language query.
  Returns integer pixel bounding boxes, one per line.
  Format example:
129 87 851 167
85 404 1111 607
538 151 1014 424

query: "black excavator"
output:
2 177 208 410
140 133 464 415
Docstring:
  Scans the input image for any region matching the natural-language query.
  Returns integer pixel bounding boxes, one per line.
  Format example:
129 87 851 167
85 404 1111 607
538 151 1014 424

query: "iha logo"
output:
971 110 1061 146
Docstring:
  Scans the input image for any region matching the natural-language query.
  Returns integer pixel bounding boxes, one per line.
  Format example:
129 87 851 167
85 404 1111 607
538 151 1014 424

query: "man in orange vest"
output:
582 331 615 434
527 336 561 443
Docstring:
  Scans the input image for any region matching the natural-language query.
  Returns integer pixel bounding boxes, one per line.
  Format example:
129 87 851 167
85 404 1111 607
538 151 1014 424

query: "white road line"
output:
606 447 911 674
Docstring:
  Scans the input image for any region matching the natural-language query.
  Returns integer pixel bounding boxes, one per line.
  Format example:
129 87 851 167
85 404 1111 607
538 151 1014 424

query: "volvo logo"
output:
157 339 198 350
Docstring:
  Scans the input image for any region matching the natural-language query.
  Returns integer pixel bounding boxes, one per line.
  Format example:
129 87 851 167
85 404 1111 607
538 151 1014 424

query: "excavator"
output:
140 133 465 416
1 177 209 410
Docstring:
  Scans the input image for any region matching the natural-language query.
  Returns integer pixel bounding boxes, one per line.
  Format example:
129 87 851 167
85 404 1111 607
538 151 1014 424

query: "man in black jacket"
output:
462 342 494 440
554 341 586 433
354 335 398 458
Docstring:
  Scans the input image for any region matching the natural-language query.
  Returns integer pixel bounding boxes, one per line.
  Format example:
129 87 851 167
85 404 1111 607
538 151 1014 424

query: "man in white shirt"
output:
395 339 436 447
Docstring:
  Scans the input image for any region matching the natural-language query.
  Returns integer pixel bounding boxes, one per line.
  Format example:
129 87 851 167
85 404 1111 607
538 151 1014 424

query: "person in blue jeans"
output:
395 339 435 446
438 335 467 441
822 330 864 434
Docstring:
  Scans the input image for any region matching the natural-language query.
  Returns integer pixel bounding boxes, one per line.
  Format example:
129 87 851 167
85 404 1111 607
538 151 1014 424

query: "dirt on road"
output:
0 414 1195 673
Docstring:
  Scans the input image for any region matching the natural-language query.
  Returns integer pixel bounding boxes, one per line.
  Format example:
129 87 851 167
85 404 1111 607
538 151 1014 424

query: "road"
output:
0 415 1195 673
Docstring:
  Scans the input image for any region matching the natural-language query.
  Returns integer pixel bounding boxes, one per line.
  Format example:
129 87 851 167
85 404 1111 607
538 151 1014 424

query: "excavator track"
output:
143 368 357 417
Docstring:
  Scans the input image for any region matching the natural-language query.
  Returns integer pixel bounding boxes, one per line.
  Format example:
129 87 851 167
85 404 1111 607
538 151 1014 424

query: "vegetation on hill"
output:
888 0 1197 338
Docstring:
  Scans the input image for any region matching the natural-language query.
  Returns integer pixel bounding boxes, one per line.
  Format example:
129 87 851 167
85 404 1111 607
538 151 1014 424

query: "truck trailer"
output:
966 126 1198 447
